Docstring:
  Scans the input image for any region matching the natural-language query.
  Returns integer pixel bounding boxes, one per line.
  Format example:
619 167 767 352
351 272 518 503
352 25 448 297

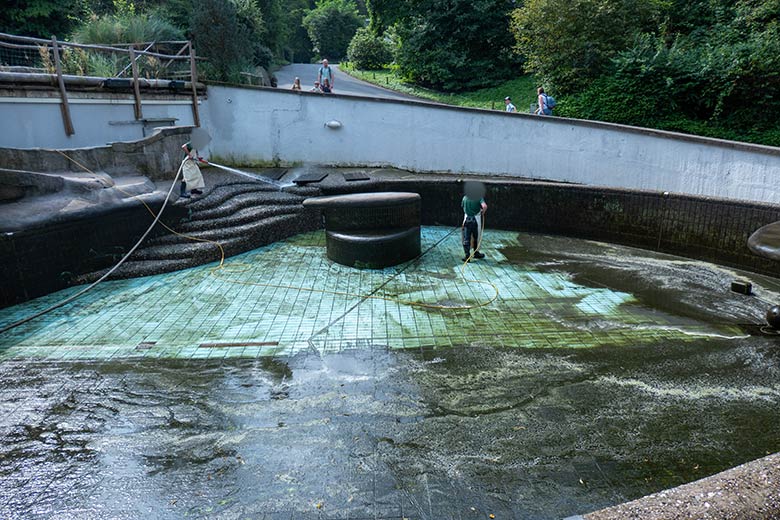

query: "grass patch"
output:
340 63 539 113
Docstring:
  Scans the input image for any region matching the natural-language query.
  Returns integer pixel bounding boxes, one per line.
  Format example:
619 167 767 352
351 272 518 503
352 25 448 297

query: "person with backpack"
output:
317 59 334 92
535 87 556 115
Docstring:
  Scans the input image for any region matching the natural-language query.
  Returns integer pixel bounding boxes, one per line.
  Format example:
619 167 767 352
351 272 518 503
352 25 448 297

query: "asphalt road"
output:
274 62 420 101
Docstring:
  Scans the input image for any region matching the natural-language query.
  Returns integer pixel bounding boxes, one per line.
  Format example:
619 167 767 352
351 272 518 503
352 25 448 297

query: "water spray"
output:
205 161 284 189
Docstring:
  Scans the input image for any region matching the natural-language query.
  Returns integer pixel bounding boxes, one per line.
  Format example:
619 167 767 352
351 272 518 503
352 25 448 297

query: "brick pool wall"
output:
326 179 780 278
3 176 779 309
0 200 186 308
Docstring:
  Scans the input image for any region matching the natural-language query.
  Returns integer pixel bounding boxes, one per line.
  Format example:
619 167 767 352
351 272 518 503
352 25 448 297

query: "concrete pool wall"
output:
3 82 780 204
200 84 780 204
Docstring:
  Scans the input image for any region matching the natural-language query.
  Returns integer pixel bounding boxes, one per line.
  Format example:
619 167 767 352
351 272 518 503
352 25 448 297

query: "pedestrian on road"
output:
318 59 334 92
504 96 516 113
310 81 322 92
292 77 302 91
321 78 332 93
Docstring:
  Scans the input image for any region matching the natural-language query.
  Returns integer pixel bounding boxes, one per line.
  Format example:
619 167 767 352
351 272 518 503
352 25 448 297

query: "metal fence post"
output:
189 42 201 127
129 46 143 120
51 36 75 136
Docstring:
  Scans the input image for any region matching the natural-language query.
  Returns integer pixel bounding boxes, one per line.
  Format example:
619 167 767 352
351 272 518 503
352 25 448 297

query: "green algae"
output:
0 227 769 361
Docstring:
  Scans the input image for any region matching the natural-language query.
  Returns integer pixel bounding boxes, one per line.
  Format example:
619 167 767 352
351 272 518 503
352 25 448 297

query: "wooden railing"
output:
0 32 202 136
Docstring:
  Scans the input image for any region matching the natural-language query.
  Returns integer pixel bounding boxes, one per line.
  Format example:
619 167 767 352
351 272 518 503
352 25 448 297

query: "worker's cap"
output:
504 96 511 100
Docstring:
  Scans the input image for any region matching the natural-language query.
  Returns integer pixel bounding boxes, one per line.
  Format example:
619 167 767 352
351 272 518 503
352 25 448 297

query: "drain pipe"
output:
656 191 671 251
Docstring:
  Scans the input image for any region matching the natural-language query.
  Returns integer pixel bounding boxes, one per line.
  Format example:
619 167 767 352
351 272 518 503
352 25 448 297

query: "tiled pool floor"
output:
2 228 780 519
0 227 769 361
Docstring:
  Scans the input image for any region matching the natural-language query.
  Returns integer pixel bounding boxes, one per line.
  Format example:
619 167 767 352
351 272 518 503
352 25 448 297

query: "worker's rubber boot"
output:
179 181 191 199
462 246 471 262
473 251 485 259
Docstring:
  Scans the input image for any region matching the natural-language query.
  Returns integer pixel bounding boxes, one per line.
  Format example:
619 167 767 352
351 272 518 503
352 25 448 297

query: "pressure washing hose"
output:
0 158 187 335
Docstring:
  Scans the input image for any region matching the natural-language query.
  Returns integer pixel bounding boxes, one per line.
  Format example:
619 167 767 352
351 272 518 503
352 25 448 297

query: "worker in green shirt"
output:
461 182 487 261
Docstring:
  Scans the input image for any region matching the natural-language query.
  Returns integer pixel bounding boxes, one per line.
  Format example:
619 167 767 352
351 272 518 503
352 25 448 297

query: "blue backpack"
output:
545 94 557 109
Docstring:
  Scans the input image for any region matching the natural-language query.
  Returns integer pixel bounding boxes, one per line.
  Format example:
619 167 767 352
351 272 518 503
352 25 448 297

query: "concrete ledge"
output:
0 125 193 180
584 453 780 520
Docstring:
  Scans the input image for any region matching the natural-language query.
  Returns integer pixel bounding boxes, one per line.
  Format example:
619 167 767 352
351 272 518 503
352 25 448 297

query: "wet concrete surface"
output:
1 230 780 518
2 342 780 519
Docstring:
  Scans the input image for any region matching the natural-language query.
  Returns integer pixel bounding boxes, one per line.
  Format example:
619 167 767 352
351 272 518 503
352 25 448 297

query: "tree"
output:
394 0 520 91
347 26 392 69
365 0 409 34
192 0 254 81
302 0 363 60
510 0 664 93
0 0 90 38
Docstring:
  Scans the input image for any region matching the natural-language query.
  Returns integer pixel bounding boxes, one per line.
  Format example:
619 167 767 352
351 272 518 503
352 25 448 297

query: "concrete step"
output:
113 175 158 198
73 258 196 283
283 185 322 197
188 191 305 222
133 235 240 262
181 182 281 212
180 204 304 232
143 211 315 249
75 212 320 282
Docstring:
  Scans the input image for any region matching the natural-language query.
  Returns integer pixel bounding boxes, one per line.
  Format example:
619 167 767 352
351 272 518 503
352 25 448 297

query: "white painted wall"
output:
0 96 196 149
2 84 778 204
202 85 780 204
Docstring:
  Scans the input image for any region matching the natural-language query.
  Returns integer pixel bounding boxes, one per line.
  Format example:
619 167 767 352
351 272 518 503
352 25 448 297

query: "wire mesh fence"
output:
0 32 195 81
0 31 203 133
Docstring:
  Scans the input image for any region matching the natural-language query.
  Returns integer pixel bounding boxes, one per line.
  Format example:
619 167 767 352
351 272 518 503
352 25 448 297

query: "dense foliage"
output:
3 0 779 144
302 0 363 60
72 12 183 44
511 0 780 142
0 0 337 69
0 0 89 38
391 0 520 91
346 26 392 69
510 0 663 93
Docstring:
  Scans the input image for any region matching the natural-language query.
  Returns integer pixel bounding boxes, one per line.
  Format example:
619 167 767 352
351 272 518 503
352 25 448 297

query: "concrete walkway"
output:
274 63 421 101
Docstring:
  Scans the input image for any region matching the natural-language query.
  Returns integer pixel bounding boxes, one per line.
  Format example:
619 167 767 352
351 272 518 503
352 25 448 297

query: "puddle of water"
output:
0 342 778 519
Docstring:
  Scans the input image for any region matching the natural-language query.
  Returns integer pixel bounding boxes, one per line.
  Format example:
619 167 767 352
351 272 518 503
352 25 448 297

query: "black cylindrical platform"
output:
326 227 421 268
303 192 422 269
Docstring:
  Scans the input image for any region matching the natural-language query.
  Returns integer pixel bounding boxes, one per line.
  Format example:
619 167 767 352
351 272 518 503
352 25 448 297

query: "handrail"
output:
0 32 190 59
0 31 203 134
0 32 187 46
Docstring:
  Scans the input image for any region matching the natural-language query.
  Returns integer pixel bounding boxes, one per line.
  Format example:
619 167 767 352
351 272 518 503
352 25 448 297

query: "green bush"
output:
60 47 121 77
192 0 255 82
346 27 392 70
394 0 520 92
72 12 183 44
510 0 663 94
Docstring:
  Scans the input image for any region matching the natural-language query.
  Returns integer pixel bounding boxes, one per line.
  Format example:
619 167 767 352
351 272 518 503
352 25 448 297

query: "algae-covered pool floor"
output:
1 228 780 519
